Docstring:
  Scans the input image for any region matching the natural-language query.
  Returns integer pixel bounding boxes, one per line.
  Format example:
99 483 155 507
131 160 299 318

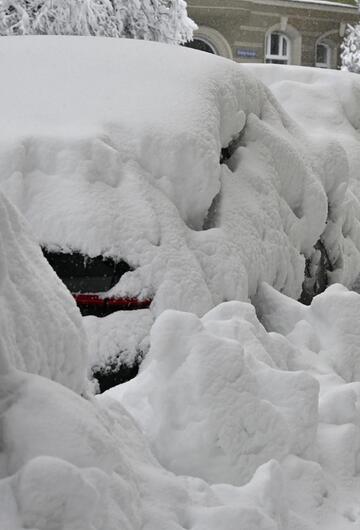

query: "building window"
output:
183 38 217 55
265 32 290 64
316 42 331 68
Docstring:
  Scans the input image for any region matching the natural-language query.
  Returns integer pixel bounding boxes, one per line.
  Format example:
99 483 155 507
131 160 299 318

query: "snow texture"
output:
342 23 360 74
0 0 196 44
0 37 356 312
84 309 153 370
2 277 360 529
244 63 360 292
0 190 87 393
111 285 360 529
2 37 360 530
1 38 360 367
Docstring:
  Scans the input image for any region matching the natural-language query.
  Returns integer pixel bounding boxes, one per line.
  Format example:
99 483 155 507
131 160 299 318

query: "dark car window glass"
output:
42 250 131 294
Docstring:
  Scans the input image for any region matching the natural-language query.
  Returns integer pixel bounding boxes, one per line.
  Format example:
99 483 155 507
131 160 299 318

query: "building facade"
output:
186 0 359 68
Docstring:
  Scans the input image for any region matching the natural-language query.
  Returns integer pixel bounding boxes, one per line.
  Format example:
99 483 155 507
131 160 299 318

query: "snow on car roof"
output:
1 37 360 317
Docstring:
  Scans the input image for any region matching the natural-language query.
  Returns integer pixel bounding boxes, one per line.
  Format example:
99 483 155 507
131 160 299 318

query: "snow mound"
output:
258 282 360 383
0 356 292 530
245 64 360 291
112 301 318 485
109 285 360 528
0 191 87 393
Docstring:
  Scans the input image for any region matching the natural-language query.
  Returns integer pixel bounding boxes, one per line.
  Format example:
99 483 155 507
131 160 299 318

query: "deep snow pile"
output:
2 39 360 529
244 64 360 291
3 223 360 529
0 191 87 393
110 284 360 529
0 188 309 529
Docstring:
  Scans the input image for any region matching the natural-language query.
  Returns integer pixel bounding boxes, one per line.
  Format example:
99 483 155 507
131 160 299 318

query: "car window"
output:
42 250 131 294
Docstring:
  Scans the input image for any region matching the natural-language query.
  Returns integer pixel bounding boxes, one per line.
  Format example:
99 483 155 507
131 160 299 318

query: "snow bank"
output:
244 64 360 291
2 39 360 529
0 355 292 530
113 302 318 485
2 211 360 529
0 190 87 393
109 284 360 529
258 282 360 382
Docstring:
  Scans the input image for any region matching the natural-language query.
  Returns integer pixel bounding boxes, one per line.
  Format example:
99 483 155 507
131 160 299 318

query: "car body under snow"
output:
0 36 360 390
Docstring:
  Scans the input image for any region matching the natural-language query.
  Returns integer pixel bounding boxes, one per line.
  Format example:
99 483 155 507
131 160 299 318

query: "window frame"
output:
315 42 331 69
265 32 291 64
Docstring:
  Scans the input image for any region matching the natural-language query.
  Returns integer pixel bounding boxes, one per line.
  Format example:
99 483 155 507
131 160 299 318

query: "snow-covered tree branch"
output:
0 0 196 43
341 22 360 73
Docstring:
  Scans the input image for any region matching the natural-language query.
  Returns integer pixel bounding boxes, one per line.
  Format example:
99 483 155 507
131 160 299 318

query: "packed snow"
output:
1 36 360 530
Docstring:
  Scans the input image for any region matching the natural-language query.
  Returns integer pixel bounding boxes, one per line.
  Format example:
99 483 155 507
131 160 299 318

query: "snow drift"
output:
0 190 87 393
111 284 360 529
245 64 360 291
0 191 300 529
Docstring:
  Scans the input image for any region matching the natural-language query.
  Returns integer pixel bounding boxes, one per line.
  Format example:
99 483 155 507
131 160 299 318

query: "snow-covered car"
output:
1 36 360 392
2 34 360 530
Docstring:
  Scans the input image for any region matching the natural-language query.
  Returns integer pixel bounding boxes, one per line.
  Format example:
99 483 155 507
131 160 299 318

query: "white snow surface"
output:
84 309 153 370
0 190 87 393
3 275 360 528
0 36 349 316
2 38 360 530
244 64 360 289
2 37 360 368
109 284 360 529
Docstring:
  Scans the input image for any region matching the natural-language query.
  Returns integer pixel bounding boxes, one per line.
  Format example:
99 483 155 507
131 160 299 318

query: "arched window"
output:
183 38 217 55
265 32 290 64
183 26 233 60
316 42 331 68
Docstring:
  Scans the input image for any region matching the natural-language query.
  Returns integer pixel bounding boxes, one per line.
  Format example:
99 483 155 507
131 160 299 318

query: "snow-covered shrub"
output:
0 0 196 43
341 23 360 73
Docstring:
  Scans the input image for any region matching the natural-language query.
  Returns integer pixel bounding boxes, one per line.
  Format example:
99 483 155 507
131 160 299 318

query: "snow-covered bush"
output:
0 0 196 43
341 23 360 73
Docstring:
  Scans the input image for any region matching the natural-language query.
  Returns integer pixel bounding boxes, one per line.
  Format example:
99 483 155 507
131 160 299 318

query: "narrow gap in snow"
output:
220 129 246 165
300 239 334 305
92 359 140 393
203 191 221 230
203 129 246 231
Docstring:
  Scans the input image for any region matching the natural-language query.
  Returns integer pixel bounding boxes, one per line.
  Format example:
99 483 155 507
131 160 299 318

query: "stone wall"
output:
187 0 359 67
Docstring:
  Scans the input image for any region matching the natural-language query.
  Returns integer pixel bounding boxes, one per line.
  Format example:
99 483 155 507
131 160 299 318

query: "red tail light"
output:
73 293 151 312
